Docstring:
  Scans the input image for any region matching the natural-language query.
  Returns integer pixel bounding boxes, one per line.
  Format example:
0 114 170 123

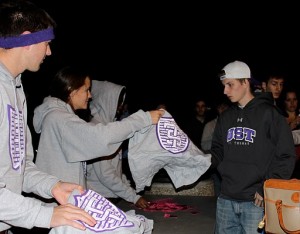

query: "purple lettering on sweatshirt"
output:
8 104 25 170
74 190 134 232
157 116 189 154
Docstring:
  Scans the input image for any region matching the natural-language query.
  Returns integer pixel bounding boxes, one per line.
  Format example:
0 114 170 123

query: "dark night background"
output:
22 1 300 123
8 4 300 234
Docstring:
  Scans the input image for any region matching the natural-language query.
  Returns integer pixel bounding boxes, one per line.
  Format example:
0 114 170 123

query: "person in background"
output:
281 89 300 130
281 88 300 179
210 60 296 233
33 66 164 194
261 73 285 105
183 98 211 150
201 97 230 196
0 1 96 233
86 80 149 209
201 98 230 151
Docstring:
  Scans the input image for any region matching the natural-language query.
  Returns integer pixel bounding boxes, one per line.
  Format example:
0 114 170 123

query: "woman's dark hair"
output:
49 65 90 103
278 87 299 117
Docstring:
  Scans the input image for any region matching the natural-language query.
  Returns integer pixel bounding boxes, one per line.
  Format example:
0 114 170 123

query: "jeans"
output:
215 197 264 234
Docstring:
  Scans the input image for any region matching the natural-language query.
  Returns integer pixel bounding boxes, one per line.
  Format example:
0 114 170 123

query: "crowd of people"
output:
1 1 300 234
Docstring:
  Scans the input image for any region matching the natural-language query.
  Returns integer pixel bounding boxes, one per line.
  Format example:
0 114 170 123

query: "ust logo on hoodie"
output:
157 116 189 153
8 105 25 170
74 190 134 232
227 127 256 144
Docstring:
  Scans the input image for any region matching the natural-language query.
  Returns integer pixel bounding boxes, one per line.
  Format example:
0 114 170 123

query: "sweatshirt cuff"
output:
49 179 61 198
34 204 54 228
133 195 142 204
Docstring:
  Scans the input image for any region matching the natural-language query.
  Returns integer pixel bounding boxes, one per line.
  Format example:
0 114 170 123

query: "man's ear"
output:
69 89 76 98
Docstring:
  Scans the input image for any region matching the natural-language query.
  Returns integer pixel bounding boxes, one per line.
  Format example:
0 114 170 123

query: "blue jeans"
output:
215 197 264 234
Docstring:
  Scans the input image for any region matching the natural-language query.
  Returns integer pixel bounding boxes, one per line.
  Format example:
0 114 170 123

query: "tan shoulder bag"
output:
263 179 300 234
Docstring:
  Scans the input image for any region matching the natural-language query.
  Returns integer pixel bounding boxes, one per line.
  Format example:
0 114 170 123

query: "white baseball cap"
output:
219 60 251 80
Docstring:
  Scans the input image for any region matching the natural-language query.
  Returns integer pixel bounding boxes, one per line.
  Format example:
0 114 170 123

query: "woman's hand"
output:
135 197 150 209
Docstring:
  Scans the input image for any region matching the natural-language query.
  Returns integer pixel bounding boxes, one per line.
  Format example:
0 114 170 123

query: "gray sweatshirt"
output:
33 94 153 189
0 62 60 231
86 80 141 204
128 110 212 192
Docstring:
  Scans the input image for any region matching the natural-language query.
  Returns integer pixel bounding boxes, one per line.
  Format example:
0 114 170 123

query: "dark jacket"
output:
210 92 296 201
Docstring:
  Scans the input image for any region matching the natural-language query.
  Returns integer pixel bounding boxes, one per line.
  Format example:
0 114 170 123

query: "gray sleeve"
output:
61 110 152 162
23 126 59 197
201 121 216 151
88 157 139 204
0 187 53 229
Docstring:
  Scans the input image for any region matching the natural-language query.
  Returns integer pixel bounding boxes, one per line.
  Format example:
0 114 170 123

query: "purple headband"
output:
0 28 54 48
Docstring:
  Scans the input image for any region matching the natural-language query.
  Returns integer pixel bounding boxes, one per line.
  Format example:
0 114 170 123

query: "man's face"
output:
222 79 248 105
195 101 206 117
266 78 284 99
27 41 52 72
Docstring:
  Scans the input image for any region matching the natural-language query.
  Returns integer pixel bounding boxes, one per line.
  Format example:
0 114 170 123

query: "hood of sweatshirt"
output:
0 62 23 107
33 96 73 133
224 91 280 126
229 91 278 116
90 80 125 124
0 61 22 86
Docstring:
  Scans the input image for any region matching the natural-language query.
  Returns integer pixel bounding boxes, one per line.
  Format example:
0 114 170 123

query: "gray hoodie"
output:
33 92 153 189
128 110 212 193
0 62 60 231
86 80 141 204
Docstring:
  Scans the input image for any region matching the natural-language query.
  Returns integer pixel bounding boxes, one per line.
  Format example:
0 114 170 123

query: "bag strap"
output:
275 200 300 234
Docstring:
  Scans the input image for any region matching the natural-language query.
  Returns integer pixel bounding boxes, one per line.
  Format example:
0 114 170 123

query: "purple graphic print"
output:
8 105 25 170
157 116 189 154
74 190 134 232
227 127 256 143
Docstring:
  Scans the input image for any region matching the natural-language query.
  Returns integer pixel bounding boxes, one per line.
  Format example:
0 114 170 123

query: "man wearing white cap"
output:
210 60 296 233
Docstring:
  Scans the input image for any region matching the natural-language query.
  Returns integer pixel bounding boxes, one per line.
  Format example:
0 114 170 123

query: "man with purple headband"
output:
0 0 96 233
